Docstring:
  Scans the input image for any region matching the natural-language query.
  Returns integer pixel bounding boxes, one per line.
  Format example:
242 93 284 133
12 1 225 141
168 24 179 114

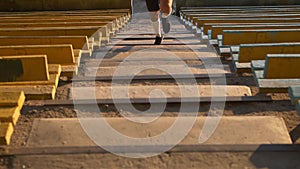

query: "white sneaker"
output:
162 17 170 34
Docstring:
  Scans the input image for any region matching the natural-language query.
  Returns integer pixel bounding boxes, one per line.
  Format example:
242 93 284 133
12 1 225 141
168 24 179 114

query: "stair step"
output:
27 116 292 147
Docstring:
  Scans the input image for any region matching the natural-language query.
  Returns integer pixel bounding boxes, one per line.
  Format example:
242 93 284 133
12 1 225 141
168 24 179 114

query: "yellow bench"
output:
264 54 300 79
0 91 25 145
0 55 59 100
0 44 77 77
0 92 25 126
233 43 300 73
0 107 21 126
0 55 61 85
192 15 300 26
196 18 300 29
203 22 298 35
0 36 92 57
0 91 25 108
0 27 102 44
0 22 110 43
181 6 300 21
253 54 300 93
183 11 300 22
0 123 14 145
4 10 130 16
210 24 300 39
0 55 49 81
222 29 300 46
238 43 300 63
0 17 121 33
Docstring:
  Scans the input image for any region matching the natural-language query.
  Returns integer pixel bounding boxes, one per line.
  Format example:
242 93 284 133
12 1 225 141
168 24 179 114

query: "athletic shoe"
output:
162 17 170 33
154 35 163 45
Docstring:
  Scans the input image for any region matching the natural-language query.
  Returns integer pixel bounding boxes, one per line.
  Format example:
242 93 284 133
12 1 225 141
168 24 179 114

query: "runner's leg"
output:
160 0 173 33
145 0 163 44
160 0 173 16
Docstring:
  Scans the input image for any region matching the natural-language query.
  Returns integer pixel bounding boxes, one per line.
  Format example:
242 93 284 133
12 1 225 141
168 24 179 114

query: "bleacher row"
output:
180 5 300 115
0 9 131 145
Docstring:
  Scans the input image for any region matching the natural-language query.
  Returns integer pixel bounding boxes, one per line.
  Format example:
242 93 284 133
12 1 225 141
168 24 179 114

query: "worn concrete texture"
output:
27 117 292 147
